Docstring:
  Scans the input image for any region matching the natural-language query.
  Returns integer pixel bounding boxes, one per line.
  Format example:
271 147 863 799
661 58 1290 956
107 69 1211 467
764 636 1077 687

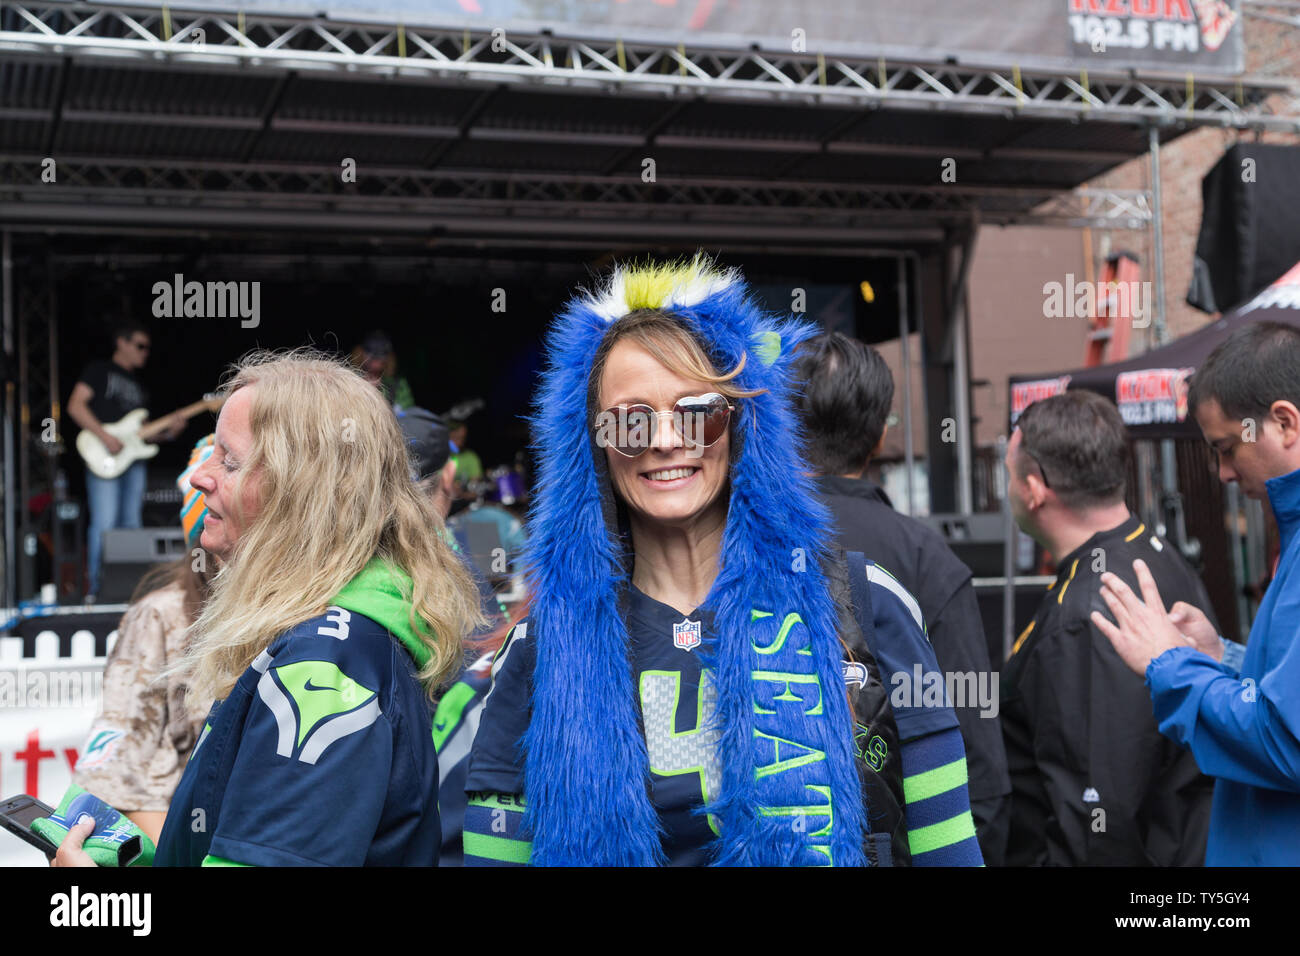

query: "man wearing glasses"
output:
999 389 1218 865
1092 321 1300 865
67 320 185 601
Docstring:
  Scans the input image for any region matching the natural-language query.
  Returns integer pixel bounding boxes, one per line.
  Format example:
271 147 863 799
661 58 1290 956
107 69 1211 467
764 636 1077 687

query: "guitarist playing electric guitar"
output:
66 320 187 601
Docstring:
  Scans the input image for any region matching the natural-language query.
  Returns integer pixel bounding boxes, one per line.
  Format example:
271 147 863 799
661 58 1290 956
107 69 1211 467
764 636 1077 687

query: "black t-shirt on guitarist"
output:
78 360 149 425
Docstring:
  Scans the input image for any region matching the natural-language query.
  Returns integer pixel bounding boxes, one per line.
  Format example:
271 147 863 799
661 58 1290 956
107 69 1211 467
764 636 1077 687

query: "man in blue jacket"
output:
1092 320 1300 865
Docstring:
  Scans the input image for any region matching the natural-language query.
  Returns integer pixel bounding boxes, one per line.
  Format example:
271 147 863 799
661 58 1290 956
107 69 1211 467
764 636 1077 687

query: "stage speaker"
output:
919 512 1006 578
1188 143 1300 313
99 528 188 603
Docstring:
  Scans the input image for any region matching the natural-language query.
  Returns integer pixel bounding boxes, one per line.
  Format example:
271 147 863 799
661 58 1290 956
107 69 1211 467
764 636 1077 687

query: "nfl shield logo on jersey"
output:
673 617 702 652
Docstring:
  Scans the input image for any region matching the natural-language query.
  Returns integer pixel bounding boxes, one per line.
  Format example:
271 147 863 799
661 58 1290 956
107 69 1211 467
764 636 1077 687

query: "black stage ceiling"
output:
0 2 1295 249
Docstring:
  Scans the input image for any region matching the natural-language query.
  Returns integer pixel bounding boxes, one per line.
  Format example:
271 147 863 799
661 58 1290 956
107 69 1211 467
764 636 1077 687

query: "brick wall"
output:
967 227 1090 447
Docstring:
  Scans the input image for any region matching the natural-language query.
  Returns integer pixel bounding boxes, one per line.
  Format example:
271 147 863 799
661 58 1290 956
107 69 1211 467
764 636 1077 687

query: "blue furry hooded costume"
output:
523 257 870 866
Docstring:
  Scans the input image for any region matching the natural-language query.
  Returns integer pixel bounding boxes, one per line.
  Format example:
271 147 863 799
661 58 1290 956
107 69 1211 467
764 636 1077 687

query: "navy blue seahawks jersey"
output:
466 562 963 866
434 650 494 867
433 535 511 867
467 587 719 865
155 606 441 866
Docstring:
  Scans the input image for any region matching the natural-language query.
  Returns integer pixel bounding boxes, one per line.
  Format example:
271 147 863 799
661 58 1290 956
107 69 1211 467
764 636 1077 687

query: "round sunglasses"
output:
594 393 734 458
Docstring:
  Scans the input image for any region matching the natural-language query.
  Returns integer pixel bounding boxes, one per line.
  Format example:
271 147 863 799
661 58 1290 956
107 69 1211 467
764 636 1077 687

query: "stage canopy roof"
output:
0 1 1297 253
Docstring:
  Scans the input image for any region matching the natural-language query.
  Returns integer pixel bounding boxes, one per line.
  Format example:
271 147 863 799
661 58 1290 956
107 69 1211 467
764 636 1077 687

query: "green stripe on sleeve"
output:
200 854 252 867
908 812 978 857
463 831 532 864
902 757 969 804
433 682 477 749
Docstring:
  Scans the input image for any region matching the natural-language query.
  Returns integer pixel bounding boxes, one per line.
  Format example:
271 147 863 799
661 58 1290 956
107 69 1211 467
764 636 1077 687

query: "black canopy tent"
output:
1008 259 1300 440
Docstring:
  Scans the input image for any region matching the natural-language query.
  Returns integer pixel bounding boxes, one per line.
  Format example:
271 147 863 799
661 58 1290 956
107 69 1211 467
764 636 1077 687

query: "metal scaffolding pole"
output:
947 226 977 516
1149 127 1170 348
897 254 915 516
955 280 974 515
16 266 30 602
1149 126 1186 551
1 230 13 609
998 433 1015 662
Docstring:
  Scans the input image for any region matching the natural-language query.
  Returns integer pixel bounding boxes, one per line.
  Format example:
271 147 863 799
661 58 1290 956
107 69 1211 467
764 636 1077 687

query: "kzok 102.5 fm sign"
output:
1068 0 1240 69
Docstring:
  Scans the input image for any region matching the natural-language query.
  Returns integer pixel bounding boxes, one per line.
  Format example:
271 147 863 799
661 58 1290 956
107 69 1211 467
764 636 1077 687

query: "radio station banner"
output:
1010 375 1073 427
119 0 1245 76
1115 367 1195 427
1009 367 1196 435
0 614 120 867
1066 0 1241 70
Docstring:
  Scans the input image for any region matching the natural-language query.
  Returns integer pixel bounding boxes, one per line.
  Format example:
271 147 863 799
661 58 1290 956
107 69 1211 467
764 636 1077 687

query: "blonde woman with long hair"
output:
69 435 220 845
53 348 483 867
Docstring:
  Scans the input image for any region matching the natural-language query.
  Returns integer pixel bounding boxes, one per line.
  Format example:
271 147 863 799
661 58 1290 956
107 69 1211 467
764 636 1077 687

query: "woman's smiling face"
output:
598 339 731 529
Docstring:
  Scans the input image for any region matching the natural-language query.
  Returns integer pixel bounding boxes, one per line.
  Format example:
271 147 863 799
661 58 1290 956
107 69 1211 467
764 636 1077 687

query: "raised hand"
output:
1168 600 1222 661
1090 558 1190 677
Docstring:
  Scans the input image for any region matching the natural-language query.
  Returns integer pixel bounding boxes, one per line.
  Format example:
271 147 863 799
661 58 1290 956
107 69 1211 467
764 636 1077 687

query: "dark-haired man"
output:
1093 321 1300 865
1001 390 1216 865
67 320 184 600
794 332 1011 864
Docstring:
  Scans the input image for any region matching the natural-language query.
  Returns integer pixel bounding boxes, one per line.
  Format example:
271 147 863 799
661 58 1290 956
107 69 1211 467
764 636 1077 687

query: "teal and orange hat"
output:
177 434 215 549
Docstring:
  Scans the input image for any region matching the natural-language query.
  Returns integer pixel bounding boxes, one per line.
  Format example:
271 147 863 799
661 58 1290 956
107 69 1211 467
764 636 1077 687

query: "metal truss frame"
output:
11 262 57 603
0 0 1297 131
0 155 1154 231
1028 188 1153 229
1245 0 1300 29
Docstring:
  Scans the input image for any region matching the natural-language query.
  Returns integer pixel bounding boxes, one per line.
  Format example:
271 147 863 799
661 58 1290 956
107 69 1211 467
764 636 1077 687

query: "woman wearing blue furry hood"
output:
463 257 983 866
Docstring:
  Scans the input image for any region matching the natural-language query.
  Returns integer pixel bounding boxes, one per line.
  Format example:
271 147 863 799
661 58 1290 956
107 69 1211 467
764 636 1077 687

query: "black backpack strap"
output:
845 550 875 660
825 549 910 866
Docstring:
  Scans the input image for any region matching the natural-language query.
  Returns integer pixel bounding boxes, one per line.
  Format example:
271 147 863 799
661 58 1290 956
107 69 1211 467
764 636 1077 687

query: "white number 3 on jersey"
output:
317 606 352 640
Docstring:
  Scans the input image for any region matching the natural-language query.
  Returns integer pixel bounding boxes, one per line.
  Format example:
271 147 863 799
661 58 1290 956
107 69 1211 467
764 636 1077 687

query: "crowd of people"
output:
40 256 1300 867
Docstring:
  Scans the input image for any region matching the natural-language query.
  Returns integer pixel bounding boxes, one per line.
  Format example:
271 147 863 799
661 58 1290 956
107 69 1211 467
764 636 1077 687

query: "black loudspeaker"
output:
918 512 1006 578
142 485 184 530
1188 143 1300 314
98 528 187 603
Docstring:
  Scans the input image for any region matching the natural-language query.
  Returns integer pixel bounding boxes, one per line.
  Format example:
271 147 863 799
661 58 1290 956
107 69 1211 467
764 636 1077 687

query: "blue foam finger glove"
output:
30 784 155 867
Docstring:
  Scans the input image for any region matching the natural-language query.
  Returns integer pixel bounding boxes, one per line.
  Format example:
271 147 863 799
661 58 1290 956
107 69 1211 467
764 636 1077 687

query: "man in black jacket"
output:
1000 391 1215 865
793 333 1011 864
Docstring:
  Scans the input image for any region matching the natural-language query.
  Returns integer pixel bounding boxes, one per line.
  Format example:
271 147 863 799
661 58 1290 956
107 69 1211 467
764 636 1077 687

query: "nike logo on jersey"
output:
256 659 382 765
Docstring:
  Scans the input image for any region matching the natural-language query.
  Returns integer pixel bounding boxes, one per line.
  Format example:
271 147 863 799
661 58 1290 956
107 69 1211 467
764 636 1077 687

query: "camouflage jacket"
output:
73 584 208 812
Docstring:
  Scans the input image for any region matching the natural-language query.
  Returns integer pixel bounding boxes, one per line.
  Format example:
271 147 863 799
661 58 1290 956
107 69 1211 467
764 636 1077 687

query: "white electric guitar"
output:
77 395 225 479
